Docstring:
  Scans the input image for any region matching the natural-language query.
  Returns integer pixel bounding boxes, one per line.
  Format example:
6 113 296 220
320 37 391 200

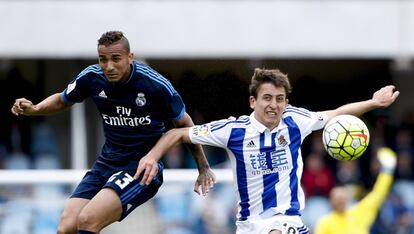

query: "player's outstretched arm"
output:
134 127 190 183
11 93 71 116
173 113 216 195
323 85 400 121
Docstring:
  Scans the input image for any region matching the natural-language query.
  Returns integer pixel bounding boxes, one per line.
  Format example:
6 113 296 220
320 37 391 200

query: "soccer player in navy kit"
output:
135 68 399 234
11 31 215 234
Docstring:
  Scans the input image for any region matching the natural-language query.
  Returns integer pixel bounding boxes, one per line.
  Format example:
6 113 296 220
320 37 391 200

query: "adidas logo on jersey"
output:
99 90 107 98
246 140 256 148
127 204 132 211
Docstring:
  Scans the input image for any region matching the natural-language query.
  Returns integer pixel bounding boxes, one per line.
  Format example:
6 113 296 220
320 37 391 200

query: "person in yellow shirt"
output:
315 147 396 234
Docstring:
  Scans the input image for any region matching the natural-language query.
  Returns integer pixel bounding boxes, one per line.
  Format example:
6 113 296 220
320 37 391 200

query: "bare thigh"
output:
77 188 122 231
58 197 90 233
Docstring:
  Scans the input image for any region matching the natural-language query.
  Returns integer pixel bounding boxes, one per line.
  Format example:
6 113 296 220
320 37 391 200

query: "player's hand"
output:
134 154 159 185
11 98 36 116
372 85 400 108
194 167 216 196
377 147 397 174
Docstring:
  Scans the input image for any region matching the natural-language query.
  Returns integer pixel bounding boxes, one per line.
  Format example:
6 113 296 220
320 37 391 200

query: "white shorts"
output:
236 214 309 234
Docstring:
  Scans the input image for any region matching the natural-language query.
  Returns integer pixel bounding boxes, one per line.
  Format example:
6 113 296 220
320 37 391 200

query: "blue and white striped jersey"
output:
189 105 327 221
61 60 185 164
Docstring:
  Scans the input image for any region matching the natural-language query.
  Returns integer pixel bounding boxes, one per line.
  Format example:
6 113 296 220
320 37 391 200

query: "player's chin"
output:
265 115 279 123
107 77 122 83
264 119 279 128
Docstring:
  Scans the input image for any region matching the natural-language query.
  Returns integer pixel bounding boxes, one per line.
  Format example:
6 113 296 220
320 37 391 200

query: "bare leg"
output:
77 188 122 233
57 198 90 234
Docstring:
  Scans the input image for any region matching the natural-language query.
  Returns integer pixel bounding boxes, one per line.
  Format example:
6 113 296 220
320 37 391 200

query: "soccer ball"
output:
322 115 370 161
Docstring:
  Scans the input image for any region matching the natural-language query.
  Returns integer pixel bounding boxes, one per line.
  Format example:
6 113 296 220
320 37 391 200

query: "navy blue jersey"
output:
61 60 185 163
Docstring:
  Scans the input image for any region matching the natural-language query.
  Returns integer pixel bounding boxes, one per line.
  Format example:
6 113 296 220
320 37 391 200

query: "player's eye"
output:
263 96 272 101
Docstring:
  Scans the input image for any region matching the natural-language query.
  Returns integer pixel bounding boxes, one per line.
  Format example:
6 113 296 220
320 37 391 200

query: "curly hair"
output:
97 31 130 53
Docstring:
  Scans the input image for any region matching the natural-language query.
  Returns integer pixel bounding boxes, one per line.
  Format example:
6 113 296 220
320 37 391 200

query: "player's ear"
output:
286 98 289 104
128 53 134 63
249 96 255 110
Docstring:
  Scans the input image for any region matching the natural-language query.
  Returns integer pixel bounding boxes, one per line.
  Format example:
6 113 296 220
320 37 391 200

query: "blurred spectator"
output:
163 144 187 169
380 191 414 234
395 150 414 180
156 184 194 234
302 151 335 197
335 160 362 186
315 147 397 234
400 111 414 136
0 67 35 159
370 115 388 149
393 128 413 153
190 183 236 234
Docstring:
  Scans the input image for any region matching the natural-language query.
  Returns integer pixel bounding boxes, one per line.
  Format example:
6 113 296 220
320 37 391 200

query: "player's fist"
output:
11 98 34 116
377 147 397 174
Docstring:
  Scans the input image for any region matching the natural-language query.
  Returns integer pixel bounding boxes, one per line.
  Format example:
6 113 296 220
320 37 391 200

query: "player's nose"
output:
106 61 115 72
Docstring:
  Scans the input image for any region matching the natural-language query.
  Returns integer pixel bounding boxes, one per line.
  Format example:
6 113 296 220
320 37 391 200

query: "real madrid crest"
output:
135 92 146 107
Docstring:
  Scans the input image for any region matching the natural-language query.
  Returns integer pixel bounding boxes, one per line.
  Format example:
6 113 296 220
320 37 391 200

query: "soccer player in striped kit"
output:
135 68 399 234
11 31 215 234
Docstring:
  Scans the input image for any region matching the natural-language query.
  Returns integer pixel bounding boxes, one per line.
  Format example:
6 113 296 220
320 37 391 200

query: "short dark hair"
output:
249 68 292 98
97 31 130 53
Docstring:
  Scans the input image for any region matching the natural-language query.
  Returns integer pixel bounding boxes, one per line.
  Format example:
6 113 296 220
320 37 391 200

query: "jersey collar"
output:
124 62 135 83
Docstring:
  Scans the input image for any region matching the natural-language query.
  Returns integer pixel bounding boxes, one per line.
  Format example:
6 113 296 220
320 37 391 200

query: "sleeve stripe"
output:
173 106 186 121
76 65 103 79
135 64 175 95
284 106 311 118
211 119 250 132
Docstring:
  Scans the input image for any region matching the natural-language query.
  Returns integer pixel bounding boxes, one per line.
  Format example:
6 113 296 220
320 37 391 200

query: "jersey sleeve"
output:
188 118 235 148
283 105 328 137
60 68 92 104
164 91 186 121
154 75 185 121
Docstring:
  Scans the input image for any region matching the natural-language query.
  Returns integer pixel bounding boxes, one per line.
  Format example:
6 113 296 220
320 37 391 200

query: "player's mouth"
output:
106 73 118 79
266 111 278 118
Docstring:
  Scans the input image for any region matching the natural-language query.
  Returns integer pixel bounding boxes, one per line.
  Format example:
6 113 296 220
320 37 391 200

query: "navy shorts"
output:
71 160 163 220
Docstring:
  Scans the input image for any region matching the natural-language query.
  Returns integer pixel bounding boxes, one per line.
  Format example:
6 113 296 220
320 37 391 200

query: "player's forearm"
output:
32 93 71 115
150 128 189 161
187 143 210 172
325 100 377 119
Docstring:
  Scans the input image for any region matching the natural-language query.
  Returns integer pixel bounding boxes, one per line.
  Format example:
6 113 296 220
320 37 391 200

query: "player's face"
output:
98 41 133 83
249 83 288 130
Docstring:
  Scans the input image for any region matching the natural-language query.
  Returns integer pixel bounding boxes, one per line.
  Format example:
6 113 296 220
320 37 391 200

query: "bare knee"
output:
77 210 100 232
57 213 77 234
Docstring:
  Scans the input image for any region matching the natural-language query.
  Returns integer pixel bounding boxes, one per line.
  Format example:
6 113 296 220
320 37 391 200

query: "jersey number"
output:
108 171 134 190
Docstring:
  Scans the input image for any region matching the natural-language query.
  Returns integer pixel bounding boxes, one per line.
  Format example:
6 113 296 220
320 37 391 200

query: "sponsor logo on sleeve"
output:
317 113 324 121
66 80 76 94
192 125 210 137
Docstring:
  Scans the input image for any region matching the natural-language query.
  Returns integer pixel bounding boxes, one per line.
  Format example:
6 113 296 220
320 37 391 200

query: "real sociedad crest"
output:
135 92 146 107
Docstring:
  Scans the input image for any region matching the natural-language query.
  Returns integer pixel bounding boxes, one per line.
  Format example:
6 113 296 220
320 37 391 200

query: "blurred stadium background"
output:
1 0 414 233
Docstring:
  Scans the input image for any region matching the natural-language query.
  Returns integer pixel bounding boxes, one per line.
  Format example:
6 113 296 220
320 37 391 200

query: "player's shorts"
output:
71 159 164 220
236 214 309 234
